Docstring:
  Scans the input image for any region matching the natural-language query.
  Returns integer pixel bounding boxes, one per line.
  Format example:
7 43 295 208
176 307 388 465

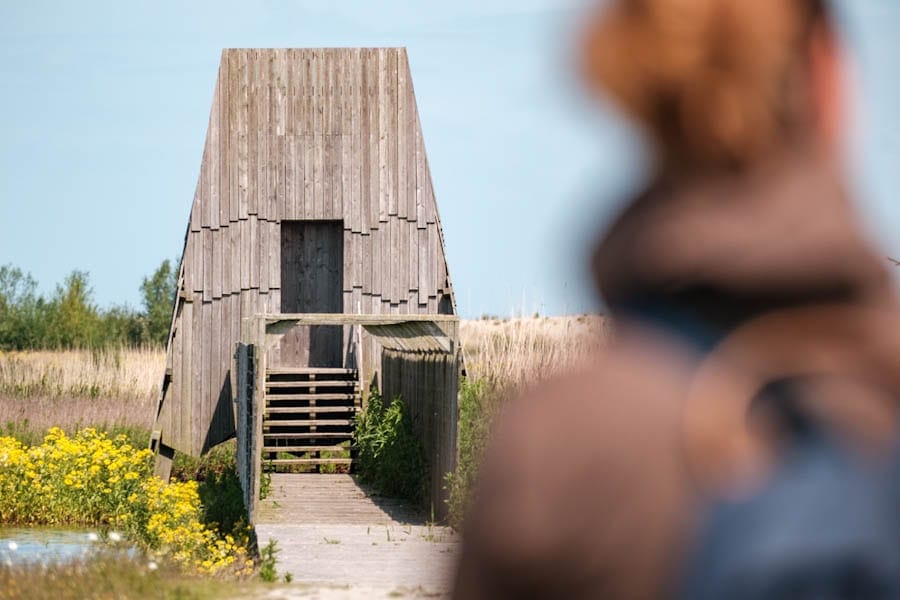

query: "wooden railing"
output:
235 313 460 523
233 343 255 516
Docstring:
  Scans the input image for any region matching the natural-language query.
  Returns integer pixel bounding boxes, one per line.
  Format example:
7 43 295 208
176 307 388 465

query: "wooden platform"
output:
254 474 459 596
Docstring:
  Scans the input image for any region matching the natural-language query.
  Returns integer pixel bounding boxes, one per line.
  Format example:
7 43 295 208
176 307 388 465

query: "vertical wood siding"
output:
155 48 457 456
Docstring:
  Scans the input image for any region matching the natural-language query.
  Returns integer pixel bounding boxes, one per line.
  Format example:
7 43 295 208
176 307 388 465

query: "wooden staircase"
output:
262 367 360 472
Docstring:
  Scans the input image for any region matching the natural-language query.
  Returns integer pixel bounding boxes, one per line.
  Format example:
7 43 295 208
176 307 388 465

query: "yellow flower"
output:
0 428 251 576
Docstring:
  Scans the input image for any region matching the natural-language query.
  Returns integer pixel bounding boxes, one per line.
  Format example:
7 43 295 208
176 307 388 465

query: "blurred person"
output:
453 0 900 598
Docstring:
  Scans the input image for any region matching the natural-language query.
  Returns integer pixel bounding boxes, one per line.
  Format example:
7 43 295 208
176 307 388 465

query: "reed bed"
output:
459 314 609 390
0 347 164 432
0 316 609 434
446 315 609 527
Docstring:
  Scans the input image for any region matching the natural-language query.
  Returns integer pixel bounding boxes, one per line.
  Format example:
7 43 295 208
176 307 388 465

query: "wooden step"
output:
266 393 358 401
267 368 357 376
265 406 358 415
263 419 353 427
262 445 349 453
266 458 353 466
266 380 358 389
263 432 351 439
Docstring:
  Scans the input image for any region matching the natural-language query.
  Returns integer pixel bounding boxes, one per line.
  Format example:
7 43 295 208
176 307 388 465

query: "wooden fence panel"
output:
381 349 459 521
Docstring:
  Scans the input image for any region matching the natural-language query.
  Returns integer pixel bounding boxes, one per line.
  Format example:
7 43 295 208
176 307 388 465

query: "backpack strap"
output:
681 303 900 497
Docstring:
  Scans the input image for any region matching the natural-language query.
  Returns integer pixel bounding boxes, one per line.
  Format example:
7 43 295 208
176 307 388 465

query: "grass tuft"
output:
0 551 259 600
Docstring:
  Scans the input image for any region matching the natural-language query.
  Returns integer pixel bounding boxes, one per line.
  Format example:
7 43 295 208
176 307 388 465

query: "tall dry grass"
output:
0 316 609 436
0 347 165 433
447 314 609 527
459 314 609 390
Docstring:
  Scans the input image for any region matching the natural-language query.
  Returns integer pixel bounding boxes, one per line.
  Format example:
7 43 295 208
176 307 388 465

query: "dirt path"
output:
252 474 459 598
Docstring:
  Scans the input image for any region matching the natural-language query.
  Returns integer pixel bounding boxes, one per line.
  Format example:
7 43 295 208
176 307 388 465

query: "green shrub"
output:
140 258 178 346
445 378 502 530
1 420 44 447
171 441 247 536
0 259 178 350
353 389 427 505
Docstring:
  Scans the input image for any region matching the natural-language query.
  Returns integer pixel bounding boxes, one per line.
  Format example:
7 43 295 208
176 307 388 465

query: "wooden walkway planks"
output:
254 474 458 595
256 474 420 525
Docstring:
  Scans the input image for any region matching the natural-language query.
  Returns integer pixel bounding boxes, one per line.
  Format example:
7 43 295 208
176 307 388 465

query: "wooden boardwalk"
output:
254 474 459 598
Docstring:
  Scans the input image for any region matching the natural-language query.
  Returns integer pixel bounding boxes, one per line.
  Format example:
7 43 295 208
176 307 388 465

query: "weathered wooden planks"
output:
381 349 459 521
155 48 458 459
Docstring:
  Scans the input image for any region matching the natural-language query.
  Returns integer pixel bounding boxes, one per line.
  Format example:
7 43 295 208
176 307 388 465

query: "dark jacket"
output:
452 151 900 599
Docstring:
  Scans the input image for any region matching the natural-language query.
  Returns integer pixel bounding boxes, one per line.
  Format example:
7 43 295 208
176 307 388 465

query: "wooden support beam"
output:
151 433 176 483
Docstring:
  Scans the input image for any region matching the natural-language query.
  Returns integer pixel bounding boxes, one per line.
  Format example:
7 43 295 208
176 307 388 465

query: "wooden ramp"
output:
254 474 459 597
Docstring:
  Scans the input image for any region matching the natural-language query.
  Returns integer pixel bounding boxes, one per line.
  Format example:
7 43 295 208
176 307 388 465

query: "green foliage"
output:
315 442 351 474
44 271 101 348
258 539 279 583
353 388 427 505
101 305 147 348
171 441 248 537
2 420 44 447
258 457 273 499
445 378 502 530
140 259 178 346
0 264 46 349
0 259 179 350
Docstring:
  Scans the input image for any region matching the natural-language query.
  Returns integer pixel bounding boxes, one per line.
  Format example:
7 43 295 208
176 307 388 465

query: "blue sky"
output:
1 1 897 318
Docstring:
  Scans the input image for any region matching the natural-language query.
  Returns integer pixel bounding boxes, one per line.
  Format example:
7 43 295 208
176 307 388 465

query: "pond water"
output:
0 527 128 566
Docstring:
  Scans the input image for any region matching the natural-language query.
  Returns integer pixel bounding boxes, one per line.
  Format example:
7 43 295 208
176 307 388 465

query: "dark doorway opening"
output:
280 220 344 367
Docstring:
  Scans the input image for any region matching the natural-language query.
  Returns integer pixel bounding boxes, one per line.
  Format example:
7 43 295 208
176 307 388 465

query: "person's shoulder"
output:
458 332 699 578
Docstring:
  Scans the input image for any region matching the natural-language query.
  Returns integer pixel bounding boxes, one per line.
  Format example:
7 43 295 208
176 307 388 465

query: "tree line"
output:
0 260 178 350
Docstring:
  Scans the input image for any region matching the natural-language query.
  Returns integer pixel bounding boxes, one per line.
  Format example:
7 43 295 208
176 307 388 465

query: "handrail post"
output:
249 315 266 522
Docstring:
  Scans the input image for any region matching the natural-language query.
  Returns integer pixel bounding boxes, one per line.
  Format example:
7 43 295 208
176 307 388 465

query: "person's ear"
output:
807 20 847 152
